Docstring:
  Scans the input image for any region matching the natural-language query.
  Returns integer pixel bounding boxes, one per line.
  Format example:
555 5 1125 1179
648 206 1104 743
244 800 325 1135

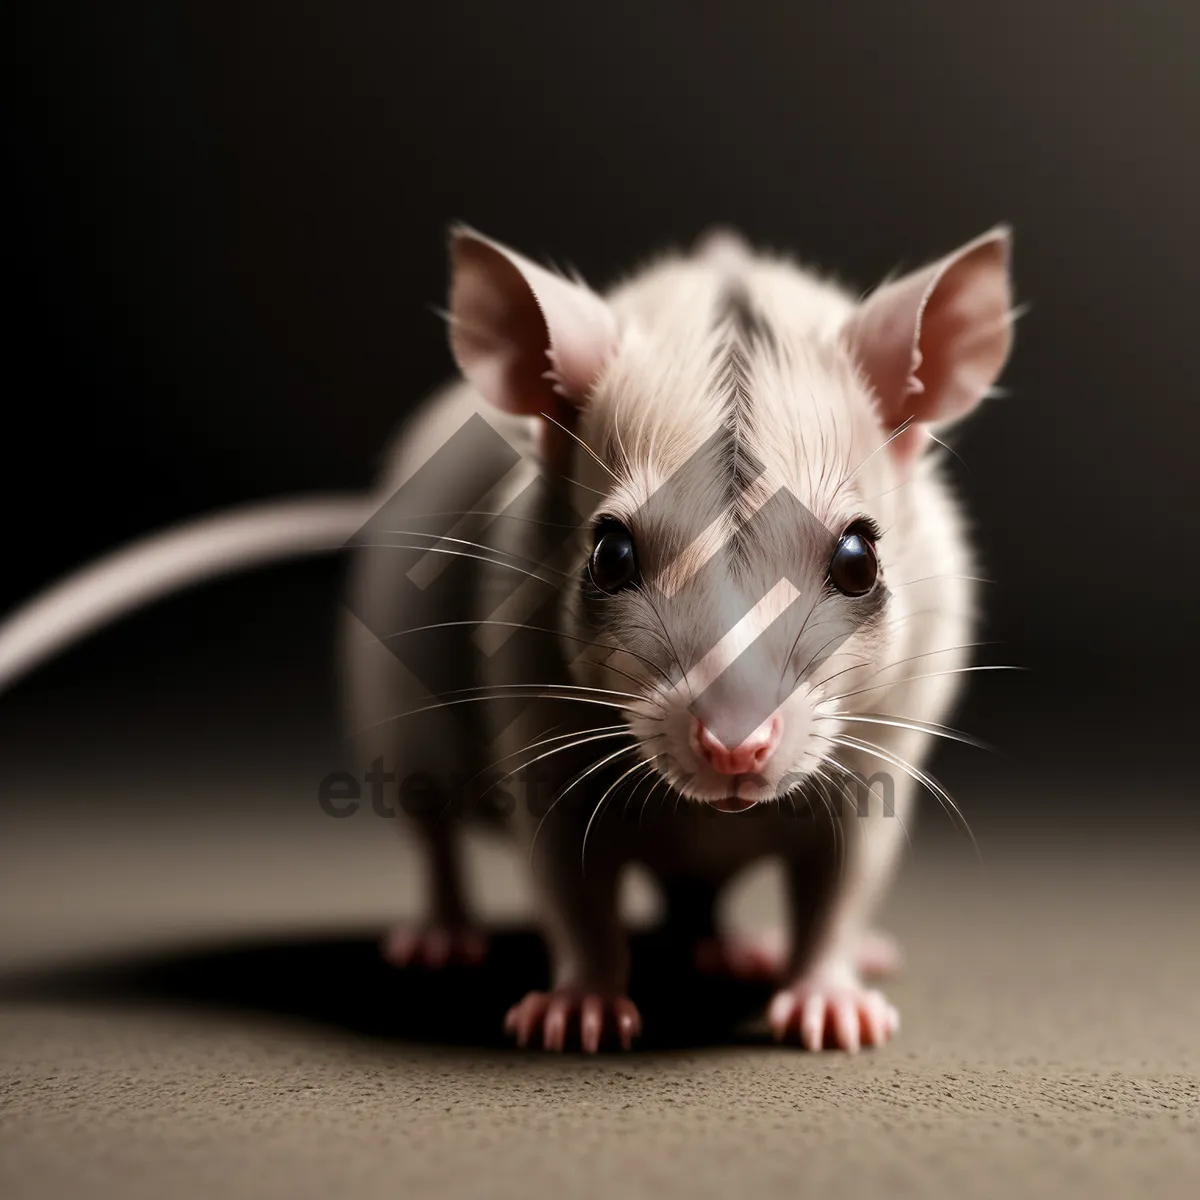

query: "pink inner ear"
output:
448 228 617 418
910 239 1013 425
845 228 1013 443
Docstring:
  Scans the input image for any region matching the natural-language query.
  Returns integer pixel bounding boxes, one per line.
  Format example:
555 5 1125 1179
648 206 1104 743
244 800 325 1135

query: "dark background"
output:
1 2 1196 811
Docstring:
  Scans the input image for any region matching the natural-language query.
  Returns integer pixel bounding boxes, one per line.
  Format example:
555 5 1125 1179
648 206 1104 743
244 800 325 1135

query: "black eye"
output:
589 520 640 594
829 522 880 597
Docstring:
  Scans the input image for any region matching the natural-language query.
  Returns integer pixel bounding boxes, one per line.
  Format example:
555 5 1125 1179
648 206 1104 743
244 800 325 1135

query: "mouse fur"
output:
343 224 1015 1052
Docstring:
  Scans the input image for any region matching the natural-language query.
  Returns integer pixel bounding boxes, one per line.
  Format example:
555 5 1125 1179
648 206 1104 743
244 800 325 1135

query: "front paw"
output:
503 988 642 1053
768 966 899 1052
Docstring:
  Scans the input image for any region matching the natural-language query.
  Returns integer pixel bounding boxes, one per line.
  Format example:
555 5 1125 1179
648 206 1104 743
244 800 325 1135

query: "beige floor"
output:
1 780 1198 1200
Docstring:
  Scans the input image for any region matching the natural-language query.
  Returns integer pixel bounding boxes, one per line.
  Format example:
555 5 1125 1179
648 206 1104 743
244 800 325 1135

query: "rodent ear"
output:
447 226 618 420
843 227 1014 468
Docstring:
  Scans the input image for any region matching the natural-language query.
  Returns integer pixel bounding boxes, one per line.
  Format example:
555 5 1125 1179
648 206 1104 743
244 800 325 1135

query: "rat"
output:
0 223 1015 1053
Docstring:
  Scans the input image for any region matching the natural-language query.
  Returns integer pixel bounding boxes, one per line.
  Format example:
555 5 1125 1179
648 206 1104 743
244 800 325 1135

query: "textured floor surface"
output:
1 780 1198 1200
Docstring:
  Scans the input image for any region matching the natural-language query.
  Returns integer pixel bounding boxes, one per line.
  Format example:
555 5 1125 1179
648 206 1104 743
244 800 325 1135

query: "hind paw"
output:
692 931 786 981
381 923 486 969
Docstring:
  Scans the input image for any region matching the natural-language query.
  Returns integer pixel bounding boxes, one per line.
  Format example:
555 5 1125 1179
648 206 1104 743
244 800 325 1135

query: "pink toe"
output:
543 996 570 1052
831 998 860 1053
768 991 796 1040
515 993 549 1048
580 996 604 1054
614 1007 638 1050
859 991 888 1046
800 995 826 1052
614 997 642 1047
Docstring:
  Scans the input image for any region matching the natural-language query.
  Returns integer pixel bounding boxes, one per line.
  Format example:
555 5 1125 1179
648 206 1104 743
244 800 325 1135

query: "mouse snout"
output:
689 715 782 776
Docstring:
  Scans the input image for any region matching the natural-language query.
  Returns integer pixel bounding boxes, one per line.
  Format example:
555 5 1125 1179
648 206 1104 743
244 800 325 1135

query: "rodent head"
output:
448 225 1014 810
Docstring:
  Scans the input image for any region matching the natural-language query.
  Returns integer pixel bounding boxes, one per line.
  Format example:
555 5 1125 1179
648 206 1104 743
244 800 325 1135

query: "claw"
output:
769 967 898 1052
800 994 827 1053
613 997 642 1051
830 998 860 1054
503 989 642 1053
504 991 551 1048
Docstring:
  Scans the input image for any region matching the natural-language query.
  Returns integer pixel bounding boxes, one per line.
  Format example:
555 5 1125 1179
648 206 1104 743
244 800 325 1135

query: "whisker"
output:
623 754 661 818
488 727 634 802
926 430 968 471
776 597 823 693
554 470 609 497
530 742 640 866
819 751 914 857
380 529 573 580
828 642 998 695
583 756 658 874
359 691 649 737
839 417 915 490
809 638 994 711
379 618 676 691
863 478 910 504
574 655 670 697
822 664 1023 705
383 509 583 530
467 722 629 792
639 769 670 827
784 623 856 695
805 651 875 698
431 716 562 822
820 711 995 753
885 605 968 632
809 761 845 864
823 732 980 860
891 572 993 589
639 586 697 705
356 541 566 587
539 411 621 483
409 679 644 703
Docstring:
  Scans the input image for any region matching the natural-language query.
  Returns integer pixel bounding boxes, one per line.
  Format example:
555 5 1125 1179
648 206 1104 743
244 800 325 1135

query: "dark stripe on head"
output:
712 285 772 524
717 283 779 352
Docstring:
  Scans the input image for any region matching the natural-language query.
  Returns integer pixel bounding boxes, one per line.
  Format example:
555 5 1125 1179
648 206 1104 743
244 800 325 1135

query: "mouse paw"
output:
503 988 643 1052
768 966 899 1053
381 923 487 969
854 928 903 979
692 931 786 981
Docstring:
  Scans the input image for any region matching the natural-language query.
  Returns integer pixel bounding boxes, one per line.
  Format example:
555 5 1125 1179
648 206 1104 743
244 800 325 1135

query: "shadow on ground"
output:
0 927 778 1052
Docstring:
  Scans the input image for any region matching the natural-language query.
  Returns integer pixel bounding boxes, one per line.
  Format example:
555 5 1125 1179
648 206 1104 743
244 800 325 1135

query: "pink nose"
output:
690 715 782 776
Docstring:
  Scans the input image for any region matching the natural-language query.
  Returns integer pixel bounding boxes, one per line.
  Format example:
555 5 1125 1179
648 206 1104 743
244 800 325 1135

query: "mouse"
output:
0 222 1015 1053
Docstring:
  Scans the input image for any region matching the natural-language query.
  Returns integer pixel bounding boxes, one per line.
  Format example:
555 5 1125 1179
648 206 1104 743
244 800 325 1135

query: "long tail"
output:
0 495 373 695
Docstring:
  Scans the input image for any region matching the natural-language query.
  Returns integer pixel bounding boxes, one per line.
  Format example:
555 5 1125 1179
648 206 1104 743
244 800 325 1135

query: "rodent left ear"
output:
447 226 618 422
843 227 1014 469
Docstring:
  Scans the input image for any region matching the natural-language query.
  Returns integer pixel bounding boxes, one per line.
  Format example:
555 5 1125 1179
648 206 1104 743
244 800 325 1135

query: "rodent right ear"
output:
447 227 618 420
843 226 1015 470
